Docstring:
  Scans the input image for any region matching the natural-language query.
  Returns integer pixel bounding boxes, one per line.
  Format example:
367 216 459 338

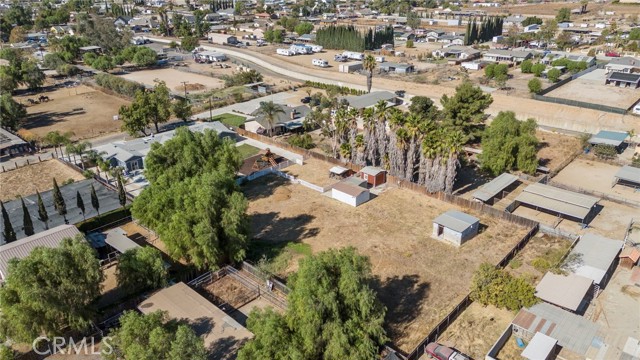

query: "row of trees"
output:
464 17 504 45
316 25 394 52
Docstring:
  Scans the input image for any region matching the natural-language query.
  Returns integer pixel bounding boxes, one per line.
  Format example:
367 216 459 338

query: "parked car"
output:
606 51 620 57
394 90 405 98
425 343 469 360
301 96 311 104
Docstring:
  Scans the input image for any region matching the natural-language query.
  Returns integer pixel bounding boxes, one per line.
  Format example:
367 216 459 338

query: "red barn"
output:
359 166 386 187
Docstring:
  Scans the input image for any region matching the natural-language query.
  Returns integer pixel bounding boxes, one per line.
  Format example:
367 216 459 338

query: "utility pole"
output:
180 81 188 99
209 97 213 121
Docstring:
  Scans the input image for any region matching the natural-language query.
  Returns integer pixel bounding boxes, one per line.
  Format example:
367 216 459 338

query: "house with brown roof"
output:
619 247 640 269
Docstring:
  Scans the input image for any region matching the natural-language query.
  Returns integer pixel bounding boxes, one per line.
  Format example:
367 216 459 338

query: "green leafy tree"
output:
409 96 439 119
407 11 421 29
539 19 558 45
264 28 284 43
131 128 248 269
105 311 207 360
470 263 537 311
0 93 27 131
440 81 493 133
172 98 192 123
90 183 100 215
116 246 167 294
1 201 16 243
52 178 67 223
149 81 172 133
294 21 314 36
180 36 199 52
117 174 127 207
406 39 414 48
132 46 158 67
556 7 571 23
36 190 49 230
0 236 103 342
522 16 543 26
528 78 542 94
287 133 315 149
593 144 618 160
531 63 546 77
238 247 387 360
0 66 18 94
119 91 151 136
630 28 640 40
43 53 68 69
547 67 561 82
76 190 86 220
520 59 533 73
91 55 114 72
20 197 34 236
256 101 285 137
479 111 539 175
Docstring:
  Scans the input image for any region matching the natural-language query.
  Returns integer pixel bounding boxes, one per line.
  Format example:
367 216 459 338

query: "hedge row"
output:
304 81 366 95
76 206 132 233
94 73 145 98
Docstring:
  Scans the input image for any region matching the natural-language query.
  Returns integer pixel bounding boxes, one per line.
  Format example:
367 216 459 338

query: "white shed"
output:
432 210 480 246
331 181 369 207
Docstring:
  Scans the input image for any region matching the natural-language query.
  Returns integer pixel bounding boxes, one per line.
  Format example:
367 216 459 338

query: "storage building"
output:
566 233 623 289
359 166 386 186
513 183 600 225
588 130 628 150
331 179 370 207
472 173 518 204
619 246 640 269
338 61 363 73
614 165 640 189
432 210 480 246
535 273 593 313
378 62 415 74
521 332 558 360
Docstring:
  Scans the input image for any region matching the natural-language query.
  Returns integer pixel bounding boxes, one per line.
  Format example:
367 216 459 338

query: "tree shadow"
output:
371 274 430 341
247 212 318 261
22 110 85 129
241 174 289 201
207 336 245 360
188 316 216 338
452 165 492 195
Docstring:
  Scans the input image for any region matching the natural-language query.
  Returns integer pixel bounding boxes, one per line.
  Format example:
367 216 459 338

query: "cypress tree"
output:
20 197 34 236
465 21 471 45
52 178 67 223
36 190 49 230
76 191 86 220
1 201 16 243
117 175 127 208
90 184 100 216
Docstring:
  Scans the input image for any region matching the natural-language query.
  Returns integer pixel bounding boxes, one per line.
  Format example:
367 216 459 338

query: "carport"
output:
105 227 141 254
513 183 600 225
613 165 640 189
472 173 519 204
588 130 628 151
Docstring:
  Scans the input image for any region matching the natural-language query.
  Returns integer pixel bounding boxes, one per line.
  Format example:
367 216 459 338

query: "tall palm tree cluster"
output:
327 101 465 194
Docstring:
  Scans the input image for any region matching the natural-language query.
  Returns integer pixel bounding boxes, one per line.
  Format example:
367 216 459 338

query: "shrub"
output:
470 263 538 311
76 206 131 232
83 170 96 178
509 259 522 269
303 81 365 95
593 144 618 159
287 133 315 149
520 59 533 73
531 257 551 273
222 69 263 87
547 68 561 82
406 39 414 48
528 78 542 94
95 73 145 98
531 63 546 77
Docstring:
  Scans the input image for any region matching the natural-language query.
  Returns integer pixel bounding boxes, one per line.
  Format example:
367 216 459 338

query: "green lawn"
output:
236 144 260 159
212 113 247 127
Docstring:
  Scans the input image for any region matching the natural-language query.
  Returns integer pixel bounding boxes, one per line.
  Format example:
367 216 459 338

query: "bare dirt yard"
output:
120 68 225 93
244 174 530 352
551 157 640 203
282 157 341 187
545 69 640 110
0 160 84 201
476 1 640 17
202 276 259 310
536 130 581 171
17 84 129 140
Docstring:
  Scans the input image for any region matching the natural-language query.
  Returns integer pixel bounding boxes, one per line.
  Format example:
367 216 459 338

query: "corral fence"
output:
241 261 291 295
548 148 584 178
538 64 600 96
0 152 56 172
485 324 514 360
532 94 628 115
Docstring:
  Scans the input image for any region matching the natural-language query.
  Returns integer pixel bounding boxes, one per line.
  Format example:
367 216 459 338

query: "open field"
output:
536 130 581 171
17 85 129 140
551 157 640 203
244 174 530 351
120 68 225 93
474 1 640 16
0 160 85 201
545 69 640 110
281 157 340 187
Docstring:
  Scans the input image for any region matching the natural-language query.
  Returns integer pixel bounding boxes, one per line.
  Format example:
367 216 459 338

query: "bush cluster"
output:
95 73 145 98
470 263 538 311
304 81 365 95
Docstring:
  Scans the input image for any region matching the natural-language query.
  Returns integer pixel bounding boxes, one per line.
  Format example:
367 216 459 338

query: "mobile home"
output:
312 58 329 67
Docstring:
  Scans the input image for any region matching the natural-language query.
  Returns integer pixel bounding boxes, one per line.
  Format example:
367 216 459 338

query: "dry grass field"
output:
17 85 129 140
536 130 581 171
0 160 85 201
244 174 530 352
120 68 225 93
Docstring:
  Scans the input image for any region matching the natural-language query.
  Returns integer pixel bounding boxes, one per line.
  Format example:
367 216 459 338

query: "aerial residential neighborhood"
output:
1 0 640 359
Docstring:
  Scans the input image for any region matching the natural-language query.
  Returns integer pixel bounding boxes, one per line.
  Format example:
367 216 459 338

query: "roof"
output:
620 247 640 263
607 56 640 67
138 282 252 348
521 332 558 360
484 49 532 58
512 302 601 355
104 227 141 254
535 273 592 311
515 183 600 220
379 62 414 69
360 166 385 176
340 91 397 110
589 130 628 147
567 233 623 284
0 128 27 151
615 165 640 185
433 210 479 233
79 45 102 51
251 105 311 130
472 173 518 202
607 71 640 83
0 225 80 281
333 181 367 197
330 166 349 175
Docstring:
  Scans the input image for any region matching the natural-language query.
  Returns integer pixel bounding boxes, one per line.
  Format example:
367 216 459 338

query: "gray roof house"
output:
483 49 533 64
339 91 398 110
432 210 480 246
605 56 640 73
248 105 311 136
0 128 31 159
432 46 480 60
378 62 414 74
606 71 640 88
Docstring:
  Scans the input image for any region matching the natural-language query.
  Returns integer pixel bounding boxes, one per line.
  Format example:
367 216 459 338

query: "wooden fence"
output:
0 152 55 172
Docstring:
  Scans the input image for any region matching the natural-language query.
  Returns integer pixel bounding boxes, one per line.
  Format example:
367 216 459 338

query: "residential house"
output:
504 15 525 27
113 16 132 27
605 56 640 73
395 32 415 42
437 35 464 45
606 71 640 88
129 17 159 30
432 46 480 60
542 51 596 67
426 29 445 42
0 128 31 159
338 91 398 110
482 49 532 64
524 24 540 33
50 25 74 36
378 62 414 74
246 105 311 136
432 210 480 246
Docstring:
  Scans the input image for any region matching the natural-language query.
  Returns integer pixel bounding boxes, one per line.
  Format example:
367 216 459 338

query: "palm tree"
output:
65 141 91 169
256 101 285 137
43 131 74 158
363 54 376 93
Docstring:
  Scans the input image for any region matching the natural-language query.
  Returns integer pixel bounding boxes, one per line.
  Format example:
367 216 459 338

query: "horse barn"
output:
588 130 628 152
614 165 640 189
471 173 519 204
513 183 600 225
432 210 480 246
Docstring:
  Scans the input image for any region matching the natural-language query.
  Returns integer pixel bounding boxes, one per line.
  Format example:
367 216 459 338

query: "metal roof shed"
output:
567 233 623 286
105 227 140 254
432 210 480 246
535 273 592 313
472 173 518 203
588 130 628 147
514 183 600 223
614 165 640 187
521 332 558 360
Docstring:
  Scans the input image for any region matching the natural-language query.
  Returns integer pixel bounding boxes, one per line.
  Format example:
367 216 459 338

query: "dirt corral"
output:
17 85 129 140
244 174 530 352
0 160 85 201
202 275 259 310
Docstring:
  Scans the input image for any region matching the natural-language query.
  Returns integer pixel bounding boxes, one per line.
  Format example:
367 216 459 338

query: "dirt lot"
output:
536 130 581 171
475 1 640 17
202 275 259 310
17 84 129 140
505 232 571 283
0 160 85 201
120 68 225 93
545 69 640 110
552 157 640 203
434 303 514 360
244 175 530 351
282 157 341 187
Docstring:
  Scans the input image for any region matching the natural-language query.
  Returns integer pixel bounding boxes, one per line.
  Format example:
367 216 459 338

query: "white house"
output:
432 210 480 246
331 179 370 207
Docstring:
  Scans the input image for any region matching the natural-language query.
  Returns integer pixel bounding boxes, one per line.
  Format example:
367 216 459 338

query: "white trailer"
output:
375 56 385 63
312 58 329 67
277 48 294 56
290 44 312 54
342 51 364 60
311 45 324 53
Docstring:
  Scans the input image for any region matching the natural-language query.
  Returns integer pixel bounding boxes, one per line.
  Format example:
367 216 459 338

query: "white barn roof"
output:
472 173 518 202
104 227 141 254
567 233 623 285
535 273 592 311
433 210 479 233
515 183 599 221
615 165 640 186
521 332 557 360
